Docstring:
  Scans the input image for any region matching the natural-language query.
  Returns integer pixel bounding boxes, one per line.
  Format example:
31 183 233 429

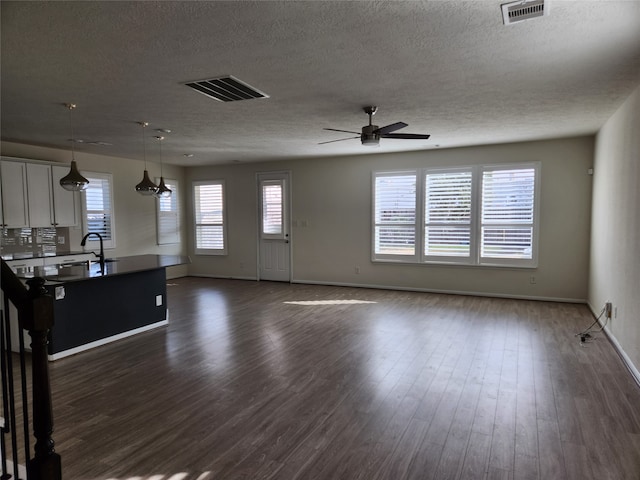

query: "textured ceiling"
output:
1 1 639 166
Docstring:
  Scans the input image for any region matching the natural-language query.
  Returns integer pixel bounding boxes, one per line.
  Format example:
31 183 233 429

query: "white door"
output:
258 172 291 282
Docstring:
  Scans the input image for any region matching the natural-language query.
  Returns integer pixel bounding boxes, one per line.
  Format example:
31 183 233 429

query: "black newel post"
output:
22 277 62 480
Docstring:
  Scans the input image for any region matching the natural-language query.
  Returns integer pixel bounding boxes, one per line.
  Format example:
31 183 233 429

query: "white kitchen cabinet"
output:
50 165 77 226
25 163 77 228
26 163 54 227
0 160 29 228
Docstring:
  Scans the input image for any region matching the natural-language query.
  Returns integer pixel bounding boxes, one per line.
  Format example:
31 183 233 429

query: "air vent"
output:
501 0 548 25
184 75 269 102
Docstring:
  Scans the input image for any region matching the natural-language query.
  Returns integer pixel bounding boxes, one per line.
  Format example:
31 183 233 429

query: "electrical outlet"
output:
355 266 360 274
156 294 163 307
605 302 612 319
529 275 536 284
55 286 65 300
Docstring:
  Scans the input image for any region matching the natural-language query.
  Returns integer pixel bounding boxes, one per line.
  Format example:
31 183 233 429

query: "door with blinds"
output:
258 172 291 282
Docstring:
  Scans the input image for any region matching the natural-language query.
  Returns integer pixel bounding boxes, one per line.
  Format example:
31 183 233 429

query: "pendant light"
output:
59 103 90 191
153 135 172 198
135 121 159 196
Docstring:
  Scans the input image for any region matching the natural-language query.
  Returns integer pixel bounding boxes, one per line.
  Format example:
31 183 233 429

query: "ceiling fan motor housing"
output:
361 124 380 146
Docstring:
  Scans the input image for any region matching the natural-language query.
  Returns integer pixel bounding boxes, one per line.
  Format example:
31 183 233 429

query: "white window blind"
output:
373 163 539 267
82 172 115 248
156 178 180 245
194 181 226 254
481 167 536 262
424 170 472 258
262 180 283 236
374 172 417 257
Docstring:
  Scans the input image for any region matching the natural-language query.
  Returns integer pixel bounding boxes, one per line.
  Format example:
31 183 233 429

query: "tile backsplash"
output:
1 227 71 257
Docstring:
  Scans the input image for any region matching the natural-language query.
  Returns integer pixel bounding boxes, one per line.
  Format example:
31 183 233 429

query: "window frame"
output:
372 170 420 263
193 179 227 256
155 177 180 245
80 171 116 250
478 163 540 268
260 178 286 241
423 166 478 265
372 162 540 268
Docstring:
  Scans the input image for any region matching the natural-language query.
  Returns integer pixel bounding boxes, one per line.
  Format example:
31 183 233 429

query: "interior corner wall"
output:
186 136 594 301
0 141 189 277
589 85 640 380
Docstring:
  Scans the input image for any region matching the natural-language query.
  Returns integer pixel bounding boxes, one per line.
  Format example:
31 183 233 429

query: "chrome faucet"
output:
80 232 104 266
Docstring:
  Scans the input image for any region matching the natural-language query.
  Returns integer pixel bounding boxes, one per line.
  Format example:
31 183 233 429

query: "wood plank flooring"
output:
46 278 640 479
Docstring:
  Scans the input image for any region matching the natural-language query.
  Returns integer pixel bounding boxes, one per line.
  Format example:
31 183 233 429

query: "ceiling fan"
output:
320 106 430 146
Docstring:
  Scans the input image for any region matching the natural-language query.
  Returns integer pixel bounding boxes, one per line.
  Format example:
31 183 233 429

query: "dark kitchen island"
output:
19 255 190 360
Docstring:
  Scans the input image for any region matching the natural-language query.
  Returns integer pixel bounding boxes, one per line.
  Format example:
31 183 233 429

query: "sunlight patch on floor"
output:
284 299 377 305
105 472 212 480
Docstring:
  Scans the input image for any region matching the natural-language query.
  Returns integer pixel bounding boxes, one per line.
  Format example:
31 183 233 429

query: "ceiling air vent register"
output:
184 75 269 102
501 0 548 25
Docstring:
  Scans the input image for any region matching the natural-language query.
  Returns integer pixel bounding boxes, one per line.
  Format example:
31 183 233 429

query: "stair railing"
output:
1 259 61 480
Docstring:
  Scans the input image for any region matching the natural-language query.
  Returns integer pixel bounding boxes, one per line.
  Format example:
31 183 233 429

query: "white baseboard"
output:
292 279 587 304
187 275 586 303
190 273 258 281
0 441 27 478
587 302 640 388
1 459 27 479
48 318 169 361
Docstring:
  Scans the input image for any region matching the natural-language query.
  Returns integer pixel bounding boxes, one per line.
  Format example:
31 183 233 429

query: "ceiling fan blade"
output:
323 128 361 135
318 136 360 145
381 133 431 140
374 122 408 135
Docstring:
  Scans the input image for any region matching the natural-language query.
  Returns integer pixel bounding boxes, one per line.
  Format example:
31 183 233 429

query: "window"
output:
373 163 539 267
156 178 180 245
424 168 473 261
480 166 536 264
81 172 116 249
261 179 284 237
373 172 417 259
193 180 226 255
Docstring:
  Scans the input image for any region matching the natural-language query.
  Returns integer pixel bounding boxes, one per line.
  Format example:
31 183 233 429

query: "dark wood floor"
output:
48 277 640 479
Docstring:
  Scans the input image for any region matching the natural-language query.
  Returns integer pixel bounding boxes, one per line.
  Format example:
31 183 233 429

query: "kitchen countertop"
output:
14 254 190 283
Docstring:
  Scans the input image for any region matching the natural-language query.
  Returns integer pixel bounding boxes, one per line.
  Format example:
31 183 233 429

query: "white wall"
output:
187 136 594 301
1 141 189 278
590 85 640 380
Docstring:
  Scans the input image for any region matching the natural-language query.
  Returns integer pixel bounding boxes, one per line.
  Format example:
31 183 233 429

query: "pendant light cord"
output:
68 103 76 162
141 122 149 169
156 135 165 175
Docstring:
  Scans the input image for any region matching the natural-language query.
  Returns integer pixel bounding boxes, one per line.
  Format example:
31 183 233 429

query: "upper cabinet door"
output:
0 161 29 228
26 163 54 228
50 165 77 227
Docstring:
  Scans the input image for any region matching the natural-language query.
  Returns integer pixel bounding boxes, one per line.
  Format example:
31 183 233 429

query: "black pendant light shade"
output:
60 160 90 192
153 135 172 198
136 122 159 196
156 176 172 198
60 103 89 191
136 169 159 196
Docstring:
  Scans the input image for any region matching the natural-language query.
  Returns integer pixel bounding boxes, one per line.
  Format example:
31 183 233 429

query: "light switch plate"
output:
156 294 163 307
